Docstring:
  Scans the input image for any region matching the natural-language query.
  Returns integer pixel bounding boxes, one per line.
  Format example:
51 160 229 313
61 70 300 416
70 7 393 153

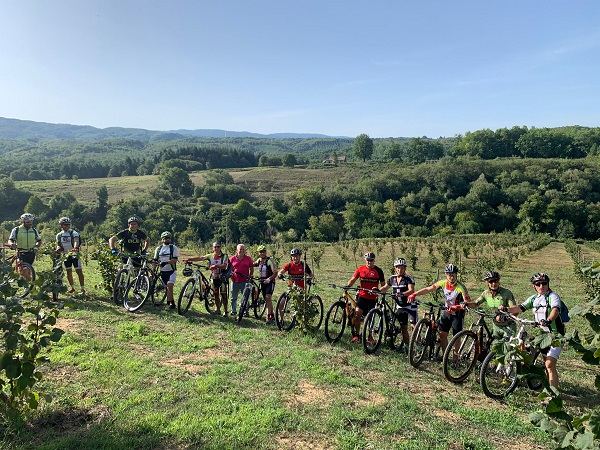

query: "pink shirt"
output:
230 254 254 283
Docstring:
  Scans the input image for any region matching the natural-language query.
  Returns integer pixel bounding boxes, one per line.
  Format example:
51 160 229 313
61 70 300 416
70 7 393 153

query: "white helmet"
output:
20 213 34 221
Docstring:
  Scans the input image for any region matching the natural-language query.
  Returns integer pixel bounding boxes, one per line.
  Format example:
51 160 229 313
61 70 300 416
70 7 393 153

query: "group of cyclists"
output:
6 214 566 391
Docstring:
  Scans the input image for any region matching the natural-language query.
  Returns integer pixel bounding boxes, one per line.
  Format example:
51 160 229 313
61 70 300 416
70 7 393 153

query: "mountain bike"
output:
235 273 268 323
324 284 359 343
275 277 323 332
361 290 406 354
113 252 141 306
479 312 545 399
123 257 168 311
408 301 446 368
178 262 216 315
2 246 36 299
442 306 497 383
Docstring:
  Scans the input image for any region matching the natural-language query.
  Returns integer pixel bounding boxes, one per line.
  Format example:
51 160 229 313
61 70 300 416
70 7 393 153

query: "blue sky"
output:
1 1 599 138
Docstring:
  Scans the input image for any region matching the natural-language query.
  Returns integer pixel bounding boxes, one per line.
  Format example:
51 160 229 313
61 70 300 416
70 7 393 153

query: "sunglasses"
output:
487 279 499 283
213 246 221 249
533 282 548 287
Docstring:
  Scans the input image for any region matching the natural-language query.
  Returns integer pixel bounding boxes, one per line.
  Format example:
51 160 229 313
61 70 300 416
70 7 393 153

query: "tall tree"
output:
352 133 374 162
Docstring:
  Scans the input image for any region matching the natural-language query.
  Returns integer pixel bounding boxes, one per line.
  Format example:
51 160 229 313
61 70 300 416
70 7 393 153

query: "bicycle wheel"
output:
409 318 431 368
124 274 151 312
276 293 296 331
362 308 384 355
151 277 168 306
443 330 479 383
253 288 267 318
204 279 217 314
52 270 63 302
306 294 324 331
525 350 545 391
386 312 402 350
324 300 347 343
113 268 129 305
480 351 519 399
237 286 251 323
12 262 35 299
177 278 196 315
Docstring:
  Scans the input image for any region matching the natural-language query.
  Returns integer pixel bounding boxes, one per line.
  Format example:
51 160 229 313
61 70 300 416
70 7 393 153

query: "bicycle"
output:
479 312 545 399
2 246 36 299
408 301 446 368
324 284 359 344
361 290 406 354
177 262 216 316
442 306 497 383
112 252 142 306
123 257 168 311
235 273 268 323
275 277 323 332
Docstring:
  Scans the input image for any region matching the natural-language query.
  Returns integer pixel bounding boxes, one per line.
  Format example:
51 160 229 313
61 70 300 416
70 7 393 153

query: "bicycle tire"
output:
480 351 519 399
8 261 35 299
253 288 267 318
52 272 62 302
275 293 295 331
237 286 252 323
151 277 168 306
124 274 151 312
386 312 402 350
409 318 430 368
324 300 347 343
178 278 196 315
443 330 479 383
204 280 217 314
525 350 545 391
362 308 384 354
113 268 129 305
306 294 324 331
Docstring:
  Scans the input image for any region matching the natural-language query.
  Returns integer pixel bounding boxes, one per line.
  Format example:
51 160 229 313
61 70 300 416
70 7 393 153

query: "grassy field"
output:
3 240 599 450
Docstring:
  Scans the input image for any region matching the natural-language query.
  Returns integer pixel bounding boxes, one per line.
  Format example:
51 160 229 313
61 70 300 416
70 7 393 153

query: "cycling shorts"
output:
438 311 464 334
356 296 376 315
64 255 82 270
160 270 176 285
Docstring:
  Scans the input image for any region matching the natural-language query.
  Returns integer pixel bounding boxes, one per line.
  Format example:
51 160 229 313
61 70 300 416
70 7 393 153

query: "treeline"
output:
3 156 600 247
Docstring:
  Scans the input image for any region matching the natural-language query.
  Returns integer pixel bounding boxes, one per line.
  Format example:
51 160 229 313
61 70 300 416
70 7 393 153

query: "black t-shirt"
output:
116 229 147 253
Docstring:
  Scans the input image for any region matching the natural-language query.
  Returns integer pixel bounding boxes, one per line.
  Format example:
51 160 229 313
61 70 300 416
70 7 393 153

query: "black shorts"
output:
212 278 228 293
356 296 376 315
260 281 275 296
438 311 464 334
18 251 36 266
160 270 175 284
64 255 82 269
396 308 418 325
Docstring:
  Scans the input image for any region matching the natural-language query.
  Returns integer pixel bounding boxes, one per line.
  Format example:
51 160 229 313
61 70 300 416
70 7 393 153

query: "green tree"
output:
281 153 297 167
306 213 341 242
159 167 194 196
353 133 374 162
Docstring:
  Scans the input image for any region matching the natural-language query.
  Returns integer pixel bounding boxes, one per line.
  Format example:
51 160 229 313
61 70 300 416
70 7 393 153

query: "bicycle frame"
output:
178 262 215 315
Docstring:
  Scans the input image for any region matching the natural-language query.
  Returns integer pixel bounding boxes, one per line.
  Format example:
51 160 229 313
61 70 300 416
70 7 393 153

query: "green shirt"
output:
475 286 516 328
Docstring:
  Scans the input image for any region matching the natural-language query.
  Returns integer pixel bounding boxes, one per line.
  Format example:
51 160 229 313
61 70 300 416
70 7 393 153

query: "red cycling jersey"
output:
281 261 312 289
353 265 385 300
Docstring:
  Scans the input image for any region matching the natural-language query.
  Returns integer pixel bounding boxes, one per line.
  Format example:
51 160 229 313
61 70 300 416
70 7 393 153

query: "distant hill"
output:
0 117 346 140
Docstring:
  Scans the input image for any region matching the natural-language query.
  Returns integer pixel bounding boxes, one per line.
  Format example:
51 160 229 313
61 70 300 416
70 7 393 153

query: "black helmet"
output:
364 252 376 261
290 248 302 256
128 216 140 224
483 270 500 281
530 273 550 284
444 264 458 274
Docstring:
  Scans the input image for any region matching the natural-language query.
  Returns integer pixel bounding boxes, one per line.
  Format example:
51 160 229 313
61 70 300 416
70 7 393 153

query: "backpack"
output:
56 229 83 249
220 254 234 281
154 244 176 270
546 293 570 324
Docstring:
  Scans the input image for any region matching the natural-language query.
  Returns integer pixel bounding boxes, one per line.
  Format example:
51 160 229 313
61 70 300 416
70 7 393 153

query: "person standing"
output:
55 217 85 294
7 213 42 280
185 242 229 316
346 252 385 343
278 248 314 289
229 244 254 316
153 231 179 310
254 245 277 324
468 270 516 339
380 258 415 352
108 216 150 267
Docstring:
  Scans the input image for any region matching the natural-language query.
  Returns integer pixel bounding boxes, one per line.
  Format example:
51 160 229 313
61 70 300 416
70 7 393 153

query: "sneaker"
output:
168 302 176 310
222 311 227 317
265 314 275 324
67 287 76 294
351 336 360 343
230 311 237 316
244 310 250 317
367 336 377 345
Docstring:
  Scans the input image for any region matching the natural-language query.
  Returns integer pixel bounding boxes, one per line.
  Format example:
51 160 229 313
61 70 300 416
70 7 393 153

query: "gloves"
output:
183 259 190 264
141 250 147 256
407 294 417 302
448 304 461 312
111 249 118 255
278 274 285 280
540 319 552 327
72 248 79 253
209 264 217 270
160 262 167 267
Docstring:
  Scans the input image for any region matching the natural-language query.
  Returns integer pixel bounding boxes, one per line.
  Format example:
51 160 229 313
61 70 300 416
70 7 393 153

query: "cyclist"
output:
408 264 471 355
253 245 277 324
55 217 85 294
229 243 254 316
500 273 563 389
278 248 314 289
380 258 415 352
346 252 385 344
185 242 229 316
108 217 150 267
153 231 179 310
7 213 42 280
467 270 516 339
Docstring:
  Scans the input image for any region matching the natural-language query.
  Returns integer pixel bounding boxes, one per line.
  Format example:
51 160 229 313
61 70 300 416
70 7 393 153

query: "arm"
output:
108 235 118 251
347 275 359 287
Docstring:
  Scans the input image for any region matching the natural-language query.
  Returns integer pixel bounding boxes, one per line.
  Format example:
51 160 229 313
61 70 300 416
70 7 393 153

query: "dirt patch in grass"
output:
161 354 205 374
28 404 112 436
288 380 333 407
276 432 336 450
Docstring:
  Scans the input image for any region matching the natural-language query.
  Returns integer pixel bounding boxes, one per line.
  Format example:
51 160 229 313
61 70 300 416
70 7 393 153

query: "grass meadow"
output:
2 239 599 450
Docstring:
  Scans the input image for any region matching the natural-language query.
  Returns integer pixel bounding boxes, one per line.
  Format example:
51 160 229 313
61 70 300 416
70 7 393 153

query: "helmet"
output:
444 264 459 274
257 245 266 252
128 216 140 224
364 252 376 261
530 273 550 284
212 241 222 247
394 258 407 267
483 270 500 281
59 217 71 224
20 213 34 221
290 248 302 256
160 231 172 239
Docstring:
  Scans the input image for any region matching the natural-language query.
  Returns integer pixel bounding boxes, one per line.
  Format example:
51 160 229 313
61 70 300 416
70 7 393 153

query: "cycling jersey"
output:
203 252 228 280
155 244 179 272
520 291 562 334
353 265 385 300
255 257 276 280
281 261 312 288
9 225 41 251
56 229 81 252
386 274 416 310
475 286 516 328
116 228 148 254
433 279 470 313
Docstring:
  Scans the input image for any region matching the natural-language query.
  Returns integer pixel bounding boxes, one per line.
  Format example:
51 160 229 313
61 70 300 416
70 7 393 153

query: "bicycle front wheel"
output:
480 351 519 399
237 286 252 323
253 288 267 319
151 277 168 306
324 300 347 343
276 293 295 331
525 350 545 391
204 280 217 314
409 319 431 368
306 294 324 331
178 278 196 315
113 268 129 305
362 308 384 355
443 330 479 383
124 274 151 312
